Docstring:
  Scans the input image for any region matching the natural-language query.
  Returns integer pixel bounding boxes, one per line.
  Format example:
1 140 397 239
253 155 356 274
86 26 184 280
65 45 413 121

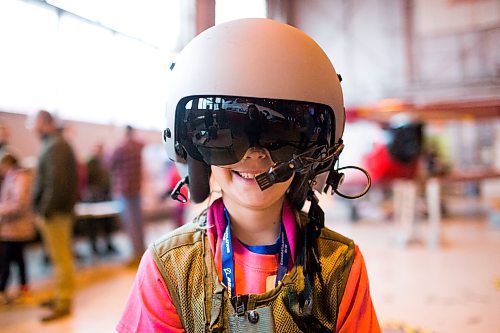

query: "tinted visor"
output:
176 96 333 166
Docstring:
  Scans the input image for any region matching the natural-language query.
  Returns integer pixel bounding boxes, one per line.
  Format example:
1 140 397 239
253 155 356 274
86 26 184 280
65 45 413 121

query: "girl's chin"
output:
228 195 276 210
224 188 284 210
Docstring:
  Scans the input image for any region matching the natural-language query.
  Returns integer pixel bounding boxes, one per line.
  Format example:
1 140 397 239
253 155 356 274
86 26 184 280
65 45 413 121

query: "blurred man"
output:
83 143 118 256
109 125 144 267
31 110 78 322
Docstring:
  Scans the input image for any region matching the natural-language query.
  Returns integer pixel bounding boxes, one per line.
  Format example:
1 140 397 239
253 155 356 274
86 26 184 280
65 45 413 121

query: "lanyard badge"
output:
221 208 289 300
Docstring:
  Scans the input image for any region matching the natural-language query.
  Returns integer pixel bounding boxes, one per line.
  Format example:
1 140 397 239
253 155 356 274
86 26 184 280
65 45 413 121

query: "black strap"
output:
283 190 329 332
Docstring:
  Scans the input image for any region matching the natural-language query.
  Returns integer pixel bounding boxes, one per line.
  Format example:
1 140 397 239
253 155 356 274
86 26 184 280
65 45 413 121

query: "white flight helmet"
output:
164 18 345 204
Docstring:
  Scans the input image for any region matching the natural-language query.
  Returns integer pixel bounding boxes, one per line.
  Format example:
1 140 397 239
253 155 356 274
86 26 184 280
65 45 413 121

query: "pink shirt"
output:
116 199 380 332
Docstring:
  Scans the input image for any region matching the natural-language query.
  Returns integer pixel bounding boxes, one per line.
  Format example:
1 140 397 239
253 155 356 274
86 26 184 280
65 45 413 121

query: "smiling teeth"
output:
239 172 256 179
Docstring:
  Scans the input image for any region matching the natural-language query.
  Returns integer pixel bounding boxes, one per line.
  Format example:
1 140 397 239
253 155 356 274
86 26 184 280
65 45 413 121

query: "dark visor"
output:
176 96 334 166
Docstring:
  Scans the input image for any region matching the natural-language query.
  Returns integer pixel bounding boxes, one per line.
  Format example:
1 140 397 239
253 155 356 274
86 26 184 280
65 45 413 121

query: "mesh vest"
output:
150 210 355 332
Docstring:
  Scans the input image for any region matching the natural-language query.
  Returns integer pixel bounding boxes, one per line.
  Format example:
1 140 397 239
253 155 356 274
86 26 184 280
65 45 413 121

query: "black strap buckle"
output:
231 295 249 316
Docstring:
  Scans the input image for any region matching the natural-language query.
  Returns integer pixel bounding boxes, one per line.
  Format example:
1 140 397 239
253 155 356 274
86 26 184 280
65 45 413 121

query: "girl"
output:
117 18 380 332
0 154 35 305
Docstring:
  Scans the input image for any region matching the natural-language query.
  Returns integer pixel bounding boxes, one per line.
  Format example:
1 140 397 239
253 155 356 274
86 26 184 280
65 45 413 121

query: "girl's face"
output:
211 147 293 210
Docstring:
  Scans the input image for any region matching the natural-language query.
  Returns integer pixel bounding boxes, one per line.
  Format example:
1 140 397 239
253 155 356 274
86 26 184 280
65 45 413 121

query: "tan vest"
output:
150 210 355 332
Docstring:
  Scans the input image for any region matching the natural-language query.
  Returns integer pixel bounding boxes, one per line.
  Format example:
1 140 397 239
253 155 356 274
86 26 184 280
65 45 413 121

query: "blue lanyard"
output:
221 208 289 298
240 240 281 254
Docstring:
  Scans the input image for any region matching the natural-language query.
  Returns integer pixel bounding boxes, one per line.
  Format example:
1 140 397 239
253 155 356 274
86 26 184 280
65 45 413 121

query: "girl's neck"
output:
223 197 284 246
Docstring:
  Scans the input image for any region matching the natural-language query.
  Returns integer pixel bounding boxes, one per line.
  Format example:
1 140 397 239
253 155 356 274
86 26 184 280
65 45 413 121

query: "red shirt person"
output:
109 125 145 266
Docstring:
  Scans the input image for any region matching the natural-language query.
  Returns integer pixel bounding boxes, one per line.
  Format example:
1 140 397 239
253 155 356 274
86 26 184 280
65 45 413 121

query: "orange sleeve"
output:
336 246 381 333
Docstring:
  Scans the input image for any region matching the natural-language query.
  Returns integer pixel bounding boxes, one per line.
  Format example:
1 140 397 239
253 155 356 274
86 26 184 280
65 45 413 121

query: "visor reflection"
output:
177 96 333 166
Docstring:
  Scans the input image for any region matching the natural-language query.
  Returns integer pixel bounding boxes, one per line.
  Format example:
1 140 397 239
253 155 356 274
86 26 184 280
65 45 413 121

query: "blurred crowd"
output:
0 110 184 322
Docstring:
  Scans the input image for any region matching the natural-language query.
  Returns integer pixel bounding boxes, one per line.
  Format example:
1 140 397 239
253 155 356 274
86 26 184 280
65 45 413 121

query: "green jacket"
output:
150 210 355 332
32 133 78 217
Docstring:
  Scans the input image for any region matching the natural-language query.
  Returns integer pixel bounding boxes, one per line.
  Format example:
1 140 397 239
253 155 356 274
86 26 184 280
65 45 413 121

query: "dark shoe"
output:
105 244 119 255
39 298 57 308
41 306 71 322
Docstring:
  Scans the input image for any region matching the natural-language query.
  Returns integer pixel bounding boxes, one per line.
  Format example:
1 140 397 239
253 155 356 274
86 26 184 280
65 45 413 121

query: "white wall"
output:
291 0 407 106
290 0 500 106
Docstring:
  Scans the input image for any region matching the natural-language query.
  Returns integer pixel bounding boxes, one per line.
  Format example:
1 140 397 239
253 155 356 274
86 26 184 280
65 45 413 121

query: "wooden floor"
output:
1 198 499 333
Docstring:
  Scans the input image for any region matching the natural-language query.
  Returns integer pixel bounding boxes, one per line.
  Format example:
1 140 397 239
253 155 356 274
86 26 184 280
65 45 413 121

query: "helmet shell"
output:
165 18 345 164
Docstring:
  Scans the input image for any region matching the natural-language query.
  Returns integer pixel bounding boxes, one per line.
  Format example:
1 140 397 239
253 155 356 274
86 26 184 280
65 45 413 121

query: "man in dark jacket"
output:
31 110 78 322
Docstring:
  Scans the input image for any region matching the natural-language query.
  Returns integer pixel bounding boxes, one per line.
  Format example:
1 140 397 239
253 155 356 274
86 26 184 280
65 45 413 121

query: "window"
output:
0 0 179 129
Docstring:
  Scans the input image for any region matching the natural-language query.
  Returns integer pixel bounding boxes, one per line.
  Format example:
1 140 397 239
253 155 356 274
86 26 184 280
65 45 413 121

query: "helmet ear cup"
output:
187 156 211 203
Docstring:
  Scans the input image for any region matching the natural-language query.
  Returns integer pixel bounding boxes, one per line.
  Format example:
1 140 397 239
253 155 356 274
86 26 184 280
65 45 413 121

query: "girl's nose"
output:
242 147 269 160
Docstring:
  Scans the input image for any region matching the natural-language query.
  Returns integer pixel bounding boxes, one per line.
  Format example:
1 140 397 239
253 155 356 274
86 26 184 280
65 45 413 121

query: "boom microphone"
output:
255 144 344 191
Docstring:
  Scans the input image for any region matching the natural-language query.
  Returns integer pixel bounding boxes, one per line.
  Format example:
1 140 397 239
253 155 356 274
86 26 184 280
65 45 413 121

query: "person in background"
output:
83 143 118 256
0 154 35 305
31 110 78 322
0 121 19 187
108 125 144 267
363 114 424 185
